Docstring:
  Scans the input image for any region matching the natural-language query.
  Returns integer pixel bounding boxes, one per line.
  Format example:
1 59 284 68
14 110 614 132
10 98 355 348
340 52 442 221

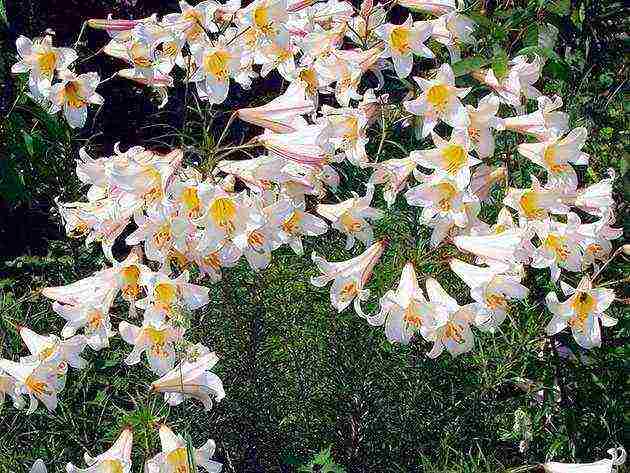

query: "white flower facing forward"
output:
367 262 431 344
189 35 241 104
145 424 223 473
119 320 185 375
0 358 61 413
151 351 225 411
11 35 78 100
410 129 480 189
404 64 471 137
66 428 133 473
546 275 617 349
270 201 328 255
422 278 477 358
375 15 433 79
503 176 571 227
316 184 383 250
48 70 104 129
310 240 385 316
542 447 626 473
450 259 528 332
518 127 589 191
532 217 583 282
18 326 88 371
464 94 503 158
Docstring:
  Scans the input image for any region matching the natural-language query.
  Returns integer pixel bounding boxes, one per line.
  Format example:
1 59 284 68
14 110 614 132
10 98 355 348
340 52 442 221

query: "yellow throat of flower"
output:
390 26 411 54
166 447 191 473
545 233 569 261
569 291 595 330
181 186 201 218
64 81 86 108
209 197 236 230
426 84 450 113
154 283 177 311
120 265 141 300
101 459 124 473
203 50 230 79
519 191 546 220
543 145 566 173
36 49 57 78
442 144 466 174
281 211 301 234
435 182 457 212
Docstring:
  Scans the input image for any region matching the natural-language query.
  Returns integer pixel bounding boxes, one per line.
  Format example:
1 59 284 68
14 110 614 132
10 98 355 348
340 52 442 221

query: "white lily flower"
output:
0 371 25 410
145 424 223 473
12 35 78 99
368 157 418 207
411 129 480 188
422 278 477 358
0 359 61 413
429 12 475 62
271 201 328 255
29 459 47 473
51 298 116 351
258 123 332 168
66 428 133 473
572 211 622 269
503 95 568 140
310 240 385 316
238 0 288 38
531 216 583 281
163 1 219 43
567 169 616 218
450 259 528 331
316 184 383 250
190 241 241 282
316 104 371 166
257 29 297 81
151 351 225 410
542 447 626 473
189 34 241 104
18 326 88 371
464 94 503 158
518 127 589 191
366 262 432 344
503 176 571 227
197 186 251 251
397 0 455 15
48 70 104 129
119 320 185 375
546 275 617 349
374 15 433 79
404 64 471 137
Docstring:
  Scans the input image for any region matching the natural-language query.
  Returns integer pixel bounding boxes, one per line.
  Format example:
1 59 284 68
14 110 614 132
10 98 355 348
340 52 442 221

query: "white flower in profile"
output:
428 12 475 62
11 35 78 99
316 184 383 250
48 70 104 129
151 350 225 411
310 240 385 316
66 427 133 473
0 371 25 410
51 297 116 351
503 176 571 227
404 64 471 137
374 15 433 79
531 216 583 281
450 259 528 332
316 104 371 166
163 0 219 43
542 447 626 473
546 275 617 349
464 94 503 158
518 127 589 191
422 278 477 358
396 0 455 16
269 201 328 255
0 358 61 413
573 211 622 269
571 169 616 218
18 326 88 371
503 95 568 140
366 262 432 344
411 129 480 189
145 424 223 473
29 459 47 473
119 320 185 375
368 157 418 207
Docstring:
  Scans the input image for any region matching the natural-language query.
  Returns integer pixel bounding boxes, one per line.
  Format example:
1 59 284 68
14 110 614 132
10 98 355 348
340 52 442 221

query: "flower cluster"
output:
6 0 625 420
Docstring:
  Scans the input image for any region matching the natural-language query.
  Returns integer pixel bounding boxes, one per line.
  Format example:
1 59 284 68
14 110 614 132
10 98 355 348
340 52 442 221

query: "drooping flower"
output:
366 262 431 344
546 275 617 349
503 95 568 140
542 447 626 473
310 240 385 316
145 424 223 473
66 428 133 473
48 70 104 128
404 64 471 137
368 157 419 207
374 15 433 79
0 359 61 413
464 93 503 158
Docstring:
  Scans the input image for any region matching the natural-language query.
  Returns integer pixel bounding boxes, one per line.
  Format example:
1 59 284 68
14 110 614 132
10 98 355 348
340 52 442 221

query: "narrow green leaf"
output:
492 47 509 80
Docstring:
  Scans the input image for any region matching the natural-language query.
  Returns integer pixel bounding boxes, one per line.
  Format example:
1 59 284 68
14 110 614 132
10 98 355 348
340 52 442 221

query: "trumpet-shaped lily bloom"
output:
454 227 533 267
237 80 313 133
51 298 116 351
151 351 225 410
66 428 133 473
464 94 503 158
411 129 480 188
570 170 616 217
532 216 582 281
163 1 219 43
572 211 622 269
546 275 617 349
48 70 104 129
404 64 471 137
316 184 383 249
450 259 528 331
368 157 419 207
238 0 288 38
145 424 223 473
12 35 78 99
503 95 568 140
542 447 626 473
0 359 61 413
119 320 185 375
422 278 477 358
367 262 432 344
258 123 332 168
374 15 433 79
29 459 47 473
271 202 328 255
518 127 589 190
310 240 385 316
19 326 88 371
0 371 25 410
429 12 475 62
503 176 571 226
316 104 371 166
189 35 241 104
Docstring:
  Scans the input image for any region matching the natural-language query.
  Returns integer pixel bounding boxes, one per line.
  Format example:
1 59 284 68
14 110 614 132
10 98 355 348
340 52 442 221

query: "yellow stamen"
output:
426 84 450 113
519 191 546 220
545 233 570 261
340 212 363 233
166 447 190 473
203 50 230 79
145 326 169 358
248 230 266 249
442 144 466 174
64 81 86 108
154 283 177 311
36 50 57 78
444 322 464 343
281 211 301 234
203 251 221 270
86 309 104 331
485 293 506 310
390 26 410 54
25 376 51 397
120 265 141 300
435 182 457 212
403 301 422 328
181 186 201 218
339 281 358 301
153 224 172 249
101 460 124 473
543 145 566 173
209 197 236 230
568 291 595 331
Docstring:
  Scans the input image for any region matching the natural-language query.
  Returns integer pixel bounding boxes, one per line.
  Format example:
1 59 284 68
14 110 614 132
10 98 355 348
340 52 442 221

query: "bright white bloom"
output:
0 371 24 410
18 326 88 371
163 0 219 43
310 240 385 316
367 262 431 344
316 184 383 249
145 424 223 473
404 64 471 137
368 157 418 207
532 216 582 281
258 123 332 168
270 201 328 255
503 95 568 139
48 70 104 128
375 15 433 79
410 129 480 188
422 278 477 358
542 447 626 473
119 320 185 375
572 211 622 269
11 35 78 99
503 176 571 226
396 0 455 16
464 94 502 158
189 35 241 104
0 359 61 413
317 104 371 166
429 12 475 62
518 127 589 190
151 350 225 410
546 275 617 349
30 460 47 473
66 428 133 473
238 0 288 38
450 259 528 332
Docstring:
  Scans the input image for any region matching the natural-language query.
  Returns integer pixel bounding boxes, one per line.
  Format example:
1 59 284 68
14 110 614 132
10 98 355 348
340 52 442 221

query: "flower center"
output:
485 293 506 310
64 81 86 108
442 144 466 174
403 301 423 329
281 211 301 234
340 212 363 233
253 5 274 34
154 283 177 311
120 265 141 300
203 251 221 270
544 233 569 261
145 326 169 357
209 197 236 230
87 309 104 331
426 84 450 112
181 187 201 218
36 50 57 78
569 291 595 330
25 375 50 397
153 224 172 249
203 50 230 79
130 42 153 68
390 26 410 54
519 191 546 220
444 322 464 343
101 459 124 473
339 281 358 301
248 230 266 249
543 145 566 173
167 447 190 473
435 182 457 212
